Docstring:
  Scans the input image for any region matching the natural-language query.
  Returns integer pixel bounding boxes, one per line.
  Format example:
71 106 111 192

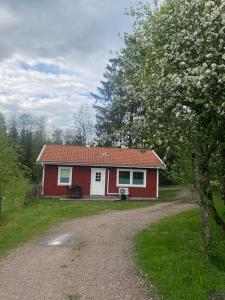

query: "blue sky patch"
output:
79 91 93 99
37 94 51 99
19 62 71 75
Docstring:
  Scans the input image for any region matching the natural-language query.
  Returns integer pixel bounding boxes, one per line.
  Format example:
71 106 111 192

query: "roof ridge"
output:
46 144 153 151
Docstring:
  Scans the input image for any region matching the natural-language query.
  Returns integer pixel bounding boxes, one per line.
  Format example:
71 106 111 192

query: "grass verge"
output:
159 188 179 201
136 190 225 300
0 198 155 259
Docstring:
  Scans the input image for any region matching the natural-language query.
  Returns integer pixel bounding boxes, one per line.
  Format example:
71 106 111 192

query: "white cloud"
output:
0 0 156 127
0 56 97 127
0 6 18 26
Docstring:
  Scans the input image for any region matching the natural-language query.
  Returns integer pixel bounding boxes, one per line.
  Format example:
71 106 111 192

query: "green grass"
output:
136 190 225 300
0 198 155 259
159 188 179 201
214 187 225 220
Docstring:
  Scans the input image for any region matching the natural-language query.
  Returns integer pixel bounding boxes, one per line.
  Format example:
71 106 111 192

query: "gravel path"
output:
0 201 194 300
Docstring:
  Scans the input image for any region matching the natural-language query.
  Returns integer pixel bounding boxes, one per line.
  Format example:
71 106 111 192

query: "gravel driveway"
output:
0 201 194 300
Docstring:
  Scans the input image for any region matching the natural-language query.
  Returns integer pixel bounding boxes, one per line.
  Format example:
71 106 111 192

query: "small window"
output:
58 167 72 185
119 171 130 184
133 172 144 185
117 169 146 187
95 172 101 182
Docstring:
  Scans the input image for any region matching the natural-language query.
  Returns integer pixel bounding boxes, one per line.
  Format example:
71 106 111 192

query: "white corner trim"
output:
156 169 159 198
116 169 147 188
36 144 46 163
41 165 45 195
57 166 73 186
152 150 166 168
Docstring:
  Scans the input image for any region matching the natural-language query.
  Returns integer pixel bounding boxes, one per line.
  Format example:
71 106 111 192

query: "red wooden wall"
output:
43 165 158 198
44 165 91 197
106 168 157 198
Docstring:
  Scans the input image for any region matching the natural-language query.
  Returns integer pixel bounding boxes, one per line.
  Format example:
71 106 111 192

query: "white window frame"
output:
116 169 147 188
57 167 73 186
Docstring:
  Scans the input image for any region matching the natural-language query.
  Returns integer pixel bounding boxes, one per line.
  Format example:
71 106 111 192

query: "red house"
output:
37 145 164 199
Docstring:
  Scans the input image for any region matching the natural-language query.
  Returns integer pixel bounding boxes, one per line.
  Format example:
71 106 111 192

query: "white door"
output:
90 168 106 196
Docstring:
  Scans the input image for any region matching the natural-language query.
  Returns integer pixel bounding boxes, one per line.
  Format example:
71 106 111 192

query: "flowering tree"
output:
95 0 225 256
128 0 225 255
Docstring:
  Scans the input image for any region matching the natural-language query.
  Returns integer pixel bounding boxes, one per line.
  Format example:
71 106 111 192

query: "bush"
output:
0 133 29 215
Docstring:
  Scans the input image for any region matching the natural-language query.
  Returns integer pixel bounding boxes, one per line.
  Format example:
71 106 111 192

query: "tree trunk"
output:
192 150 211 258
128 114 133 149
0 195 4 218
200 206 211 260
195 117 225 231
200 152 225 232
193 141 225 232
220 148 225 205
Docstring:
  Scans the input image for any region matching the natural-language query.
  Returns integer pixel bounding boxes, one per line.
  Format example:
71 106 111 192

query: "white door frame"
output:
90 168 106 196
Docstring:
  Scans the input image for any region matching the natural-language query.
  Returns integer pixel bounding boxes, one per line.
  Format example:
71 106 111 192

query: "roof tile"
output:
37 145 164 168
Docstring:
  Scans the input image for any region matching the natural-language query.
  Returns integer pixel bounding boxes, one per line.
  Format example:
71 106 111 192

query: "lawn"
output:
159 187 179 201
136 189 225 300
0 198 156 259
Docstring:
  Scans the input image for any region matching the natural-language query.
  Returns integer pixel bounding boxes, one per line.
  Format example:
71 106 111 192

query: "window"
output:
133 172 144 185
58 167 72 186
119 171 130 184
117 169 146 187
95 172 101 182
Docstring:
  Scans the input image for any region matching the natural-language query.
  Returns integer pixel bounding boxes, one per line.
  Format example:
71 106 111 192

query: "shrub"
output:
0 132 29 215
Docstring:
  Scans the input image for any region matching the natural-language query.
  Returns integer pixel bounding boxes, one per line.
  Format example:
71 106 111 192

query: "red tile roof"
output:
37 144 164 168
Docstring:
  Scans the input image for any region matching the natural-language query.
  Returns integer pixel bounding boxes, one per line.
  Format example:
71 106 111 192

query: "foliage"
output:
62 105 95 146
51 128 63 144
0 112 7 134
31 117 47 181
93 6 196 183
93 0 225 255
0 103 95 184
92 57 127 147
159 188 179 201
8 114 46 182
95 0 225 178
72 105 95 146
0 131 29 213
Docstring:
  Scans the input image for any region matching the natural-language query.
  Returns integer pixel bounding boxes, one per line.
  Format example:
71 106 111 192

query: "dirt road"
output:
0 201 194 300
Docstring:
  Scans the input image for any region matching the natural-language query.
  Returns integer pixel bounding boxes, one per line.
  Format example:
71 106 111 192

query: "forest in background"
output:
0 106 94 181
0 106 94 213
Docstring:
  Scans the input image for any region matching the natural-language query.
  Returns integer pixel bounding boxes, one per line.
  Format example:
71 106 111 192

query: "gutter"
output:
36 161 163 169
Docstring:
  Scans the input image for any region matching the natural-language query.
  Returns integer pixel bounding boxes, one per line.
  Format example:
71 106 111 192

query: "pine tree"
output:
0 112 6 135
8 118 19 145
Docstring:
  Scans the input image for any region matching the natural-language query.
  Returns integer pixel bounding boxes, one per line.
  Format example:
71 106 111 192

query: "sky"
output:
0 0 155 128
